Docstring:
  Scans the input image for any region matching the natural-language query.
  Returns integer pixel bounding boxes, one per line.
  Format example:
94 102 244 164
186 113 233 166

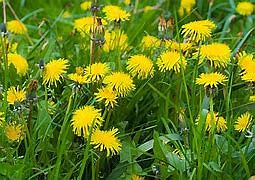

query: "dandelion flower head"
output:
84 62 110 83
236 2 254 16
80 1 91 11
103 30 128 52
235 112 252 132
141 35 160 49
95 87 118 108
103 5 130 22
196 72 227 88
7 20 27 34
5 123 24 141
8 53 28 76
7 86 26 105
178 0 196 17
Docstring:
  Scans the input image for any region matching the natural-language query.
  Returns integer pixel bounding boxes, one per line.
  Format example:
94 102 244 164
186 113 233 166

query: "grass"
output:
0 0 255 179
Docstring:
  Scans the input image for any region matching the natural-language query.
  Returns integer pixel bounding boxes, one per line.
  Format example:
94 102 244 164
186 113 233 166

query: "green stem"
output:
53 94 73 179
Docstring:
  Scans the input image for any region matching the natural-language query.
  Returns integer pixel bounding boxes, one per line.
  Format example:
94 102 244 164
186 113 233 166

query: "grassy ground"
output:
0 0 255 179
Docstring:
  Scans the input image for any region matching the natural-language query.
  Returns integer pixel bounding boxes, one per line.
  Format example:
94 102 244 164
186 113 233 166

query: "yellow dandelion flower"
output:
141 35 160 49
103 5 130 22
80 1 91 11
95 87 118 108
127 54 154 79
144 6 153 12
103 72 135 97
7 86 26 105
43 58 69 86
181 20 216 42
74 17 106 37
178 0 196 17
84 62 110 83
237 51 255 73
196 72 227 88
157 51 187 73
132 175 145 180
241 72 255 82
7 20 27 35
0 112 4 126
75 66 84 75
63 11 71 18
235 112 252 132
91 128 122 157
165 40 193 52
194 43 231 68
103 30 128 52
236 2 254 16
8 53 28 76
71 105 103 137
204 112 227 132
5 123 24 141
124 0 131 5
68 73 87 84
249 95 255 102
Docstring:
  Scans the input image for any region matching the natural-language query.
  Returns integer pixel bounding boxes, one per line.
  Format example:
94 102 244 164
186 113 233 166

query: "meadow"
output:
0 0 255 179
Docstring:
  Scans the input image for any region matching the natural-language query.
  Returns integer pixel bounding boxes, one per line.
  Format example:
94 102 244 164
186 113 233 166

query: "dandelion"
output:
127 55 154 79
103 30 128 52
196 72 227 88
74 17 106 37
141 35 160 49
103 5 130 22
124 0 131 5
165 40 192 52
5 123 24 141
71 105 103 137
68 73 87 84
249 95 255 102
7 20 27 34
132 175 144 180
237 51 255 73
181 20 216 42
178 0 196 17
235 112 252 132
63 11 71 18
144 6 153 12
198 112 227 132
43 58 69 86
241 72 255 82
157 51 187 73
80 1 91 11
194 43 231 68
95 87 118 108
91 128 122 156
8 53 28 76
103 72 135 97
84 62 110 83
236 2 254 16
7 86 26 105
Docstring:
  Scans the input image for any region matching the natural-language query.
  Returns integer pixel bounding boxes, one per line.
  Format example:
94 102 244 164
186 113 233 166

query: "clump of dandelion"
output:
95 87 118 108
141 35 160 49
103 5 130 22
178 0 196 17
197 111 227 132
8 53 28 76
236 2 254 16
91 128 122 157
235 112 252 132
84 62 110 83
80 1 91 11
43 58 69 86
7 20 27 35
194 43 231 68
103 72 135 97
157 51 187 73
103 30 128 52
196 72 227 88
181 20 216 42
7 86 26 105
71 105 103 137
5 123 24 141
127 54 154 79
